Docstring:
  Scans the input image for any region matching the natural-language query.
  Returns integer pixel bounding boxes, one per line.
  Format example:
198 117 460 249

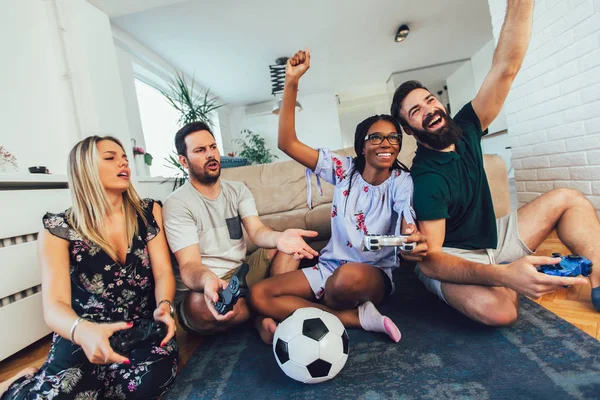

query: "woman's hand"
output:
286 49 311 83
74 320 132 365
153 302 177 347
401 223 428 262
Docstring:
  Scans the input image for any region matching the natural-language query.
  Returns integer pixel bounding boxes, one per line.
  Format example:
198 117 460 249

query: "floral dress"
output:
2 199 178 400
303 149 415 299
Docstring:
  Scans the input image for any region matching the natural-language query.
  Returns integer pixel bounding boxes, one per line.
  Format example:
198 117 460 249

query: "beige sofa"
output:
221 136 510 254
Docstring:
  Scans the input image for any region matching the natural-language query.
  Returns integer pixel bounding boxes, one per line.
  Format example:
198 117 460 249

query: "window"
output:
134 79 222 177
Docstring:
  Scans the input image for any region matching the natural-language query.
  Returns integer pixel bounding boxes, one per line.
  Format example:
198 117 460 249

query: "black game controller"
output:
109 319 167 354
214 263 249 315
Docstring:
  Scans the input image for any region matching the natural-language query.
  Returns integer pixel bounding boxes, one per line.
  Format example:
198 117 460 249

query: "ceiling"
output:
89 0 493 106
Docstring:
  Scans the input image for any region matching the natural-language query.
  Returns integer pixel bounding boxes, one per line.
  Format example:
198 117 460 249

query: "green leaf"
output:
232 129 278 165
144 153 153 166
162 151 189 190
160 71 225 129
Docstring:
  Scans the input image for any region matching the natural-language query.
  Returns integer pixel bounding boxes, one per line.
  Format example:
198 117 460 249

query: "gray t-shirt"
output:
163 180 258 301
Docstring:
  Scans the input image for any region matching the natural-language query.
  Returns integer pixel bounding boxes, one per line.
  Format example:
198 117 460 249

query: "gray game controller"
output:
362 234 416 252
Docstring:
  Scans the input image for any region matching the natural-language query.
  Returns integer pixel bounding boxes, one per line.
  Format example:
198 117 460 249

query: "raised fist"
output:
286 49 311 82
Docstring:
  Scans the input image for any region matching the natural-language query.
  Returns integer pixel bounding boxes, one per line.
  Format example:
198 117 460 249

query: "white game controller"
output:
362 234 416 252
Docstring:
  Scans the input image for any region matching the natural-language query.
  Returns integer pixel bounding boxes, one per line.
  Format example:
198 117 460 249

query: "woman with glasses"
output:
250 50 428 344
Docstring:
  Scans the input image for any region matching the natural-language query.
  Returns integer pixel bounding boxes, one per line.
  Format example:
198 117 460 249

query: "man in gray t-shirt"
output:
163 121 318 342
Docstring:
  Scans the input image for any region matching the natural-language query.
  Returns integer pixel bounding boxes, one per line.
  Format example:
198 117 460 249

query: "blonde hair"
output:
66 136 146 261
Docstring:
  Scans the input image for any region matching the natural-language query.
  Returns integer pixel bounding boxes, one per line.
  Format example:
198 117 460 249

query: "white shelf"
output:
0 173 68 189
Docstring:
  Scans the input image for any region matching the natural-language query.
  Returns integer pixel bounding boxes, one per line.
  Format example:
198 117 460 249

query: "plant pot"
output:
134 155 150 177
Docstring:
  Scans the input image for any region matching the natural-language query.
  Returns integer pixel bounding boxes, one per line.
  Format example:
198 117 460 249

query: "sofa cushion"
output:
221 160 308 215
483 154 510 218
260 208 308 232
305 203 332 240
244 209 312 254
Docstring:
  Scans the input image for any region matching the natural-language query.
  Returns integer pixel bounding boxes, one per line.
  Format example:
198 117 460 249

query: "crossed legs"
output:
441 188 600 325
178 249 299 339
250 263 400 343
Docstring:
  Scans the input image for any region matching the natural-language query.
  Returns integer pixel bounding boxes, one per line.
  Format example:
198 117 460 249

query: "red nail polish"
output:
127 322 133 327
160 342 165 347
123 359 131 365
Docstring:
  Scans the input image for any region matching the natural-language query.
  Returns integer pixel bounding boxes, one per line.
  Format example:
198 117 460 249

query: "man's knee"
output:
184 292 250 334
469 294 518 326
548 188 591 210
185 292 215 323
265 248 278 261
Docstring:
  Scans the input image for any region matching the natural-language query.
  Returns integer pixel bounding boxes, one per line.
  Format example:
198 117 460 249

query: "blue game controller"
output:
538 253 592 277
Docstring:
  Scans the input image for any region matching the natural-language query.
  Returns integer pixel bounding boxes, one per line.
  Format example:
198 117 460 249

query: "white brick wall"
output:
488 0 600 212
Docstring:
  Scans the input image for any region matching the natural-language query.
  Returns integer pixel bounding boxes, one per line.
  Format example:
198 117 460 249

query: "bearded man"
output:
163 121 318 341
390 0 600 323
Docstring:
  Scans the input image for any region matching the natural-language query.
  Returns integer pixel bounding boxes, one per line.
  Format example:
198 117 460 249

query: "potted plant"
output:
131 140 153 177
233 129 279 165
160 71 224 188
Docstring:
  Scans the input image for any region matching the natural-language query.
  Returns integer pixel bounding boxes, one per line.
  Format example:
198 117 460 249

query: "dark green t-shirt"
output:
411 102 497 250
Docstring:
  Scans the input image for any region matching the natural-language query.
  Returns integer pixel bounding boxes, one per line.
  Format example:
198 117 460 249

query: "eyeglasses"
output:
364 133 401 145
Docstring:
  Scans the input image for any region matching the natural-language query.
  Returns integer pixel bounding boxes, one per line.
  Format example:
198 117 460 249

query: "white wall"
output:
225 92 343 161
115 47 147 163
446 61 476 117
0 0 79 174
487 0 600 217
0 0 134 177
56 0 131 148
337 93 392 148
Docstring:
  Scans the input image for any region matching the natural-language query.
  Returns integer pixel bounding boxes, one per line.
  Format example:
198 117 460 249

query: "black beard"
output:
411 112 462 150
189 161 221 184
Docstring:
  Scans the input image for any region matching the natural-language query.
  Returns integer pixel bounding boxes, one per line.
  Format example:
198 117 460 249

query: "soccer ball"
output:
273 307 349 384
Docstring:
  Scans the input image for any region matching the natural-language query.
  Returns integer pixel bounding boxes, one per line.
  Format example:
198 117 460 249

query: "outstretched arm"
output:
472 0 534 131
278 49 319 170
242 216 318 259
417 219 587 298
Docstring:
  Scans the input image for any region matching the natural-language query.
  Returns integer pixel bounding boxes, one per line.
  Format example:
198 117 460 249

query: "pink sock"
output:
358 301 401 342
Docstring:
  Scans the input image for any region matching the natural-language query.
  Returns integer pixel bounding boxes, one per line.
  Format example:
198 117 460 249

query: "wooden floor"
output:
1 233 598 384
532 231 600 339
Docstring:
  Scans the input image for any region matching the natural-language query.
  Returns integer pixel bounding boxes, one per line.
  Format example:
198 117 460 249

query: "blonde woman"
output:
0 136 178 399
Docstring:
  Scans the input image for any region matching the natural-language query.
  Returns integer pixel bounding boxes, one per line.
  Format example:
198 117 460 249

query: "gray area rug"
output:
165 270 600 399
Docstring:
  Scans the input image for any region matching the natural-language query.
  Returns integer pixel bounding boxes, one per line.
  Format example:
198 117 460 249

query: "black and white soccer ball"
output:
273 307 349 384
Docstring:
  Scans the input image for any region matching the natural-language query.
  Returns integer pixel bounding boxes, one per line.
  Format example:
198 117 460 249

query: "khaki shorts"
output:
415 211 535 304
221 248 273 287
176 248 273 334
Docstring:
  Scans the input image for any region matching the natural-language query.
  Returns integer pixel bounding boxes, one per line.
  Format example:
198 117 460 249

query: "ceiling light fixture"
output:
270 56 302 114
395 24 410 42
272 100 303 115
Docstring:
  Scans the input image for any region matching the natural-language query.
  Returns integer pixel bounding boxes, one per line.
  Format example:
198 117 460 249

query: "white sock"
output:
358 301 401 342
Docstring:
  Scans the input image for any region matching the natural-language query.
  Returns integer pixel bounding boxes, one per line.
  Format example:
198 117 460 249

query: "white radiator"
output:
0 176 71 361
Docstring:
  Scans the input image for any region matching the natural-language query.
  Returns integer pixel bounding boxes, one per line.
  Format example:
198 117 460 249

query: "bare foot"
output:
254 316 278 344
0 366 38 396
